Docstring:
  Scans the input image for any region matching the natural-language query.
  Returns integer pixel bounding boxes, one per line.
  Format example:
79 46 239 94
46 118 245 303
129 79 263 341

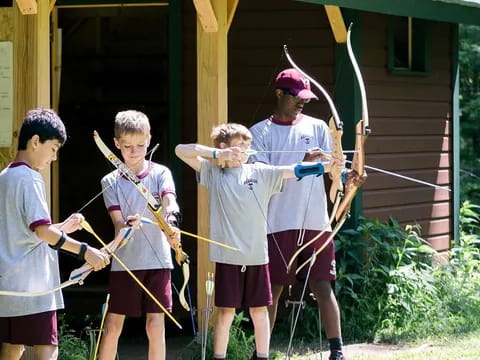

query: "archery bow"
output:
282 45 347 270
295 23 369 274
0 224 133 297
93 130 191 312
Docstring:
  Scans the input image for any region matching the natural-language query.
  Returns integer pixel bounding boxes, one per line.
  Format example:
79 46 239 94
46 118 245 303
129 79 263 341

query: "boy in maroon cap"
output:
249 68 346 360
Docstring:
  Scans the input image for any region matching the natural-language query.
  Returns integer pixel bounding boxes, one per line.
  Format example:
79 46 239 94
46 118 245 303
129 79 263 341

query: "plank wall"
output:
361 12 453 250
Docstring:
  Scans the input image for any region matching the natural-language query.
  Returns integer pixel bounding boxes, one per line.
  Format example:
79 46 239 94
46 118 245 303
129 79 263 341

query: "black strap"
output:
166 211 183 228
49 231 66 250
78 242 88 260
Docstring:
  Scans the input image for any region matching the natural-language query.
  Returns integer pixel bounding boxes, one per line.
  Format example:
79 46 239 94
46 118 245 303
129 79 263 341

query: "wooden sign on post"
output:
0 41 13 148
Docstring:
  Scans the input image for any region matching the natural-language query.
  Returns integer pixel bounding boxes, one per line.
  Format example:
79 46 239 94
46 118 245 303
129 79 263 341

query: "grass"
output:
273 330 480 359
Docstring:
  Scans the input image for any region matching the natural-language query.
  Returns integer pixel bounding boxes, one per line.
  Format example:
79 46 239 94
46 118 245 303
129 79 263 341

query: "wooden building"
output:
1 0 480 329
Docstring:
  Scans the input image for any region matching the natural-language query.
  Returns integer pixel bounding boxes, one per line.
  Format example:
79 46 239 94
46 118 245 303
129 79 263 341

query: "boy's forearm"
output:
175 143 217 171
175 143 216 159
35 224 87 256
162 193 180 215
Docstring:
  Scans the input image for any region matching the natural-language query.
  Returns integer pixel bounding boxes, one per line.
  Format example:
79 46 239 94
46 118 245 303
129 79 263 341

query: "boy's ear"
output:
275 89 283 99
219 142 228 149
30 135 40 150
113 137 120 149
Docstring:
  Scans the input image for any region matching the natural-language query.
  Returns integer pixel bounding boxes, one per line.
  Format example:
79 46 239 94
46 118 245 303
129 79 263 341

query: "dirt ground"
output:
118 336 438 360
305 342 438 359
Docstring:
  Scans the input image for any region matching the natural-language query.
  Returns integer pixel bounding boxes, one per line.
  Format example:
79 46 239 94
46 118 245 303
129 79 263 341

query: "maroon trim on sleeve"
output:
108 205 121 212
29 218 52 231
270 114 304 126
8 162 32 169
117 163 153 180
161 190 176 198
137 163 154 180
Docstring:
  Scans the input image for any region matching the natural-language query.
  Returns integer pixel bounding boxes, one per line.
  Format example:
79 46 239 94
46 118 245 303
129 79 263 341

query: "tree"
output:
459 25 480 204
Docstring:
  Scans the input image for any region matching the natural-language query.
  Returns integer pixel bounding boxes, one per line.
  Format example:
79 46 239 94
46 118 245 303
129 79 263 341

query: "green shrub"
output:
58 315 89 360
332 203 480 343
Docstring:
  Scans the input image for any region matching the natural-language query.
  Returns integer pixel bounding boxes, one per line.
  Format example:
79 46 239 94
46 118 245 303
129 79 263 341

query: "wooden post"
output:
196 0 228 329
51 7 61 222
12 3 51 358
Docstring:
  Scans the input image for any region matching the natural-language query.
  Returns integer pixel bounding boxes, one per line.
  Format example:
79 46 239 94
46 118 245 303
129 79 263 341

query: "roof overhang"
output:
296 0 480 25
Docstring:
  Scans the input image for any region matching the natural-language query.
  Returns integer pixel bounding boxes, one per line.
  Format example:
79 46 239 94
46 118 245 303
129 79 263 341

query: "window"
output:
389 16 429 75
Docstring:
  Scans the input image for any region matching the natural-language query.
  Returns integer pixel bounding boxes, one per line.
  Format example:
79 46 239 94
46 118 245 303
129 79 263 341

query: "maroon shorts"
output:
268 230 336 286
214 263 272 308
108 269 172 317
0 311 57 346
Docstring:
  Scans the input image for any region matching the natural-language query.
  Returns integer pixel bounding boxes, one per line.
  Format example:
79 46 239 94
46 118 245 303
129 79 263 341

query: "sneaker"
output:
329 350 346 360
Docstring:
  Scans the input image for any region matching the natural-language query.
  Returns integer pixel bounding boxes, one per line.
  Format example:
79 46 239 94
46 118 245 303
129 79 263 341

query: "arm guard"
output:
294 162 325 180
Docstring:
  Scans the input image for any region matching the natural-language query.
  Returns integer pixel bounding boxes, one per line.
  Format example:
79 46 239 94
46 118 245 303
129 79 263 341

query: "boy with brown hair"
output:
175 123 336 360
97 110 181 360
0 108 110 360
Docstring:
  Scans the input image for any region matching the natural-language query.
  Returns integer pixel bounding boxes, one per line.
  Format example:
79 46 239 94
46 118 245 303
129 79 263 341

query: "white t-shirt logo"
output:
244 178 257 190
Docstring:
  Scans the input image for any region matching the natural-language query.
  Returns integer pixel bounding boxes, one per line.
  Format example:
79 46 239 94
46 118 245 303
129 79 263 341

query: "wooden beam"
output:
192 0 218 33
324 5 347 44
55 3 168 8
15 0 37 15
49 0 56 12
227 0 239 32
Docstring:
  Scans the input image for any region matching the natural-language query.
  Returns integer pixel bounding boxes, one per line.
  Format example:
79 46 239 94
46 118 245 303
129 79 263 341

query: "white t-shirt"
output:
198 161 284 266
101 163 175 271
249 114 332 233
0 163 64 316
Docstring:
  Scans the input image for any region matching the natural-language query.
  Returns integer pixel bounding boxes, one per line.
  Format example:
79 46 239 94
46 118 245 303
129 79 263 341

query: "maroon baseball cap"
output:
275 68 319 100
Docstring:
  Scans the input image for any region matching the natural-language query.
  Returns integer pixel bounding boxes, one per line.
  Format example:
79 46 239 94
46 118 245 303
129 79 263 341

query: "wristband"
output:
212 150 217 159
166 211 183 228
49 231 67 250
78 242 88 260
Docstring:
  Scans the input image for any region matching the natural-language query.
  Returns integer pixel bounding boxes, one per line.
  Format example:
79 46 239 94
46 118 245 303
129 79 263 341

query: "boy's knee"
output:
103 318 124 338
309 280 334 301
145 314 165 336
216 308 235 324
1 343 25 359
249 306 268 320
